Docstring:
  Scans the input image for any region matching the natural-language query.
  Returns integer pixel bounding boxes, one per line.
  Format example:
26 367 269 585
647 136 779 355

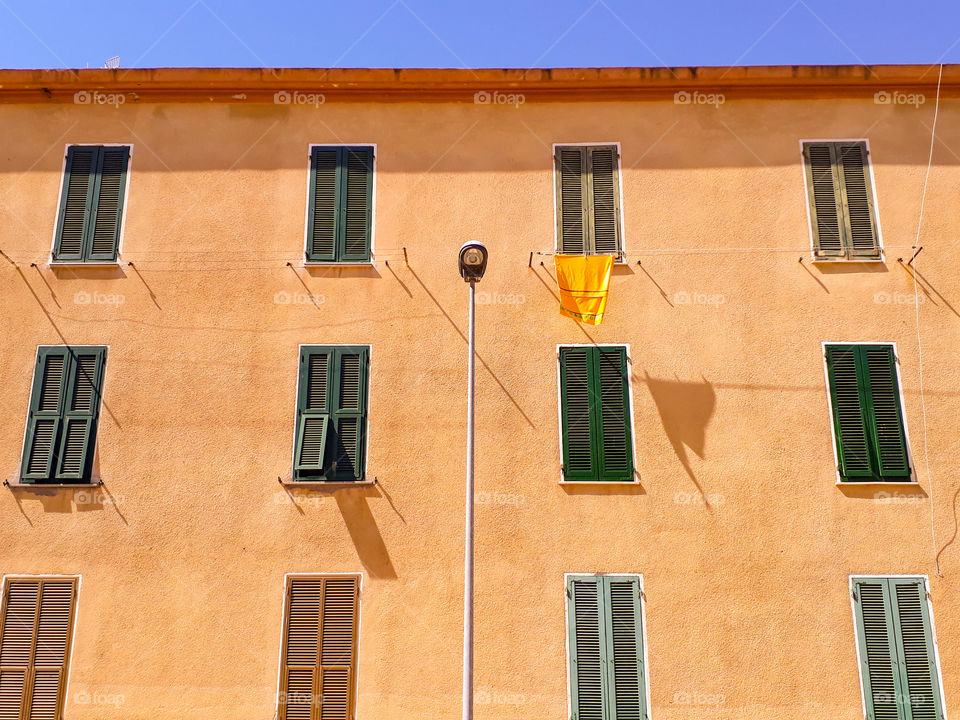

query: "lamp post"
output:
457 241 488 720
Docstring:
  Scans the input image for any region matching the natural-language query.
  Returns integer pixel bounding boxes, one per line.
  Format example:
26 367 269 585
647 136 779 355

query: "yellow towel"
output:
554 254 613 325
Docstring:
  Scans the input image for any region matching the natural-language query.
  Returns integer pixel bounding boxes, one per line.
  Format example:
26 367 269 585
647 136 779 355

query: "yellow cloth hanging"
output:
554 254 613 325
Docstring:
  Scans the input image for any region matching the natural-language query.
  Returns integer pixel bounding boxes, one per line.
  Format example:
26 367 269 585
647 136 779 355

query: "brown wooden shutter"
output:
587 146 621 257
0 578 77 720
279 576 359 720
837 143 879 257
556 147 587 254
804 143 845 257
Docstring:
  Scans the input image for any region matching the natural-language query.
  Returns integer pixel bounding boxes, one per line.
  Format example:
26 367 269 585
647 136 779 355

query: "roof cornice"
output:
0 65 955 103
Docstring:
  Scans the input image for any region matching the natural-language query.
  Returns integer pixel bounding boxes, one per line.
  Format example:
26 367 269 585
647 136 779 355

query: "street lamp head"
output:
458 241 488 282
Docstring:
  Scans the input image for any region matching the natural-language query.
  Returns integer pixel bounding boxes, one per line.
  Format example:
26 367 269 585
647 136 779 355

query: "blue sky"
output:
0 0 958 69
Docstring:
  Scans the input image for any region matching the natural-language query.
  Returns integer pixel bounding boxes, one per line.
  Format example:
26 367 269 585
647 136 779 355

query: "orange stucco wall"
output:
0 83 958 718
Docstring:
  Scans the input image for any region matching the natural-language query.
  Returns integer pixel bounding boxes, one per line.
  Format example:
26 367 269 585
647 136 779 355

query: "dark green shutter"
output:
307 147 373 262
804 142 879 259
568 576 647 720
339 147 373 262
587 146 621 258
560 347 633 482
294 347 368 481
21 347 104 483
307 148 339 261
560 348 598 480
53 146 127 262
826 345 909 482
853 578 943 720
557 147 588 254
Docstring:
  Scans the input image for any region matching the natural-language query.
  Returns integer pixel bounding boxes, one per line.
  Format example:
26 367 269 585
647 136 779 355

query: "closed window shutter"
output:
560 348 598 481
339 148 373 262
826 346 873 478
568 577 647 720
53 148 97 261
889 579 943 720
557 147 588 254
596 348 633 481
21 347 105 484
862 347 910 479
568 577 604 719
295 351 331 472
853 578 943 720
804 141 879 259
307 148 339 261
0 578 77 720
604 578 646 720
279 576 358 720
87 147 129 261
328 350 368 482
587 146 622 258
837 143 880 257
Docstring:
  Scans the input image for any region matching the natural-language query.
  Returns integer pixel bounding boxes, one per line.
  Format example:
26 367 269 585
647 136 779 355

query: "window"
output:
278 575 359 720
0 577 78 719
20 346 106 484
567 575 647 720
555 145 622 258
825 344 910 482
852 577 944 720
559 346 633 482
802 141 880 259
53 145 130 262
293 346 369 482
306 146 374 263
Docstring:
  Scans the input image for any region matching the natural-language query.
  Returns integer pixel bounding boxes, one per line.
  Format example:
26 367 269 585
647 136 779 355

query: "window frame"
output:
563 572 651 720
799 138 884 263
820 341 915 486
50 143 133 266
17 345 108 486
551 142 627 263
848 575 947 720
555 343 638 485
274 572 363 720
302 143 377 266
288 344 372 485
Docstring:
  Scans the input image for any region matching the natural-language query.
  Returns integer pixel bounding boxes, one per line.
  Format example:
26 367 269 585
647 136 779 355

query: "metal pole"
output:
462 279 476 720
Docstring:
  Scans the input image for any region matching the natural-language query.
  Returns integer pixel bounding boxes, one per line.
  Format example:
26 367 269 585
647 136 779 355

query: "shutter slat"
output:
864 348 910 479
296 416 329 471
607 579 644 720
69 354 97 413
570 579 604 720
308 149 338 261
0 582 38 666
306 355 329 412
56 418 90 477
24 420 58 478
37 356 65 413
0 670 26 720
589 146 621 257
839 143 880 257
340 148 372 261
89 147 127 259
805 143 844 257
892 581 941 720
560 348 596 480
557 148 586 254
33 582 74 667
338 355 361 411
26 669 60 720
56 149 95 259
597 349 632 480
826 346 872 478
331 418 360 479
283 667 315 720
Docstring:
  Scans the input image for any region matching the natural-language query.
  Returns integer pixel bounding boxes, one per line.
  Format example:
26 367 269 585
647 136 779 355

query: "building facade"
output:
0 65 957 719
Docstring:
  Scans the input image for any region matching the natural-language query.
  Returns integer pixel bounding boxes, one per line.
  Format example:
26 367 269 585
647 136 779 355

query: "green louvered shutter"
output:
56 349 105 481
21 347 104 484
295 350 331 473
596 348 633 481
804 143 845 258
568 577 605 720
87 146 129 261
854 579 902 720
307 148 339 261
53 147 98 261
826 346 873 479
339 148 373 262
329 349 368 482
837 142 880 258
587 146 622 258
889 579 943 720
862 346 910 480
560 348 598 481
557 147 588 254
604 578 646 720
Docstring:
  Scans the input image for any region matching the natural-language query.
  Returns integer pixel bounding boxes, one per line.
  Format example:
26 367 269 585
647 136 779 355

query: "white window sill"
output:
5 481 102 489
835 481 919 487
50 261 121 267
301 261 375 268
559 480 640 486
280 479 376 488
810 257 884 264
